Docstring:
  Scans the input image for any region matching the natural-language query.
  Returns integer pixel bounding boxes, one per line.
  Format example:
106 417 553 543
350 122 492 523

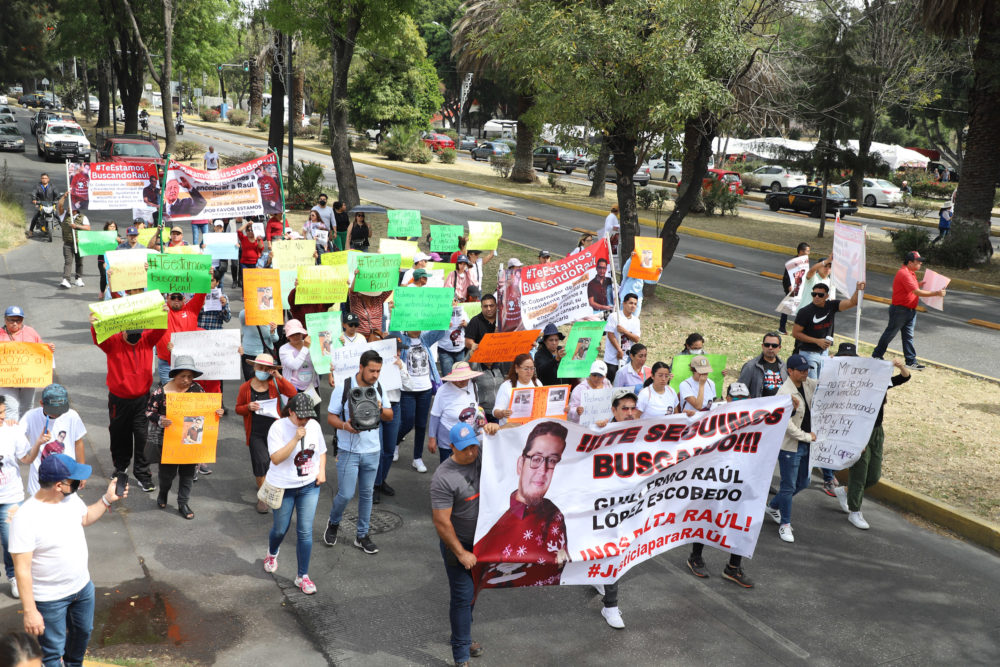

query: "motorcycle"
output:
35 203 57 242
140 116 149 131
175 119 184 136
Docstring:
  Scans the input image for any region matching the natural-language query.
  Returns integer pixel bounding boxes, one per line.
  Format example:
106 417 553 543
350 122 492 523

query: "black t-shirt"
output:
794 300 842 352
796 384 811 434
760 359 782 397
334 210 350 233
465 313 496 345
535 346 559 386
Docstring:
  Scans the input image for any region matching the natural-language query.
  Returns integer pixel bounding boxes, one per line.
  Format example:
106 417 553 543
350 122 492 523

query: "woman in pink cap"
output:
279 319 319 404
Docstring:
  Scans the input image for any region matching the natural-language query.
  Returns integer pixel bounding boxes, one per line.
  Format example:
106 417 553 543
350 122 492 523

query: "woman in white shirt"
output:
636 362 689 418
279 319 319 396
613 343 651 392
679 356 717 412
568 360 612 426
427 362 483 461
263 393 327 596
492 354 542 426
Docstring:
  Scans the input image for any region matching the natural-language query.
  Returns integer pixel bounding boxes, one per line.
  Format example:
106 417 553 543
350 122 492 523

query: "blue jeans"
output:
35 580 95 667
269 483 320 578
769 442 811 524
328 449 380 537
438 349 466 377
191 223 208 247
799 349 828 380
0 502 16 579
872 304 917 364
398 389 432 461
156 356 171 386
440 541 475 663
376 401 400 486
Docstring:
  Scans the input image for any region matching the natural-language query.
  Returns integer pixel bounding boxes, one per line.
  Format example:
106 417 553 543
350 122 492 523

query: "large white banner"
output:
170 329 242 380
473 396 791 589
329 338 401 391
161 153 282 222
832 221 866 296
808 356 891 471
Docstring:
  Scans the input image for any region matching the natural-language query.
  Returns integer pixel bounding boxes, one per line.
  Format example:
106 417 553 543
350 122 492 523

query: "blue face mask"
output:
255 370 271 381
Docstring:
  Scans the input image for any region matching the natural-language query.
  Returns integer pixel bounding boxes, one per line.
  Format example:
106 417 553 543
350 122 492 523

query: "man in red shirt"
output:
90 311 168 492
156 290 208 385
872 251 946 369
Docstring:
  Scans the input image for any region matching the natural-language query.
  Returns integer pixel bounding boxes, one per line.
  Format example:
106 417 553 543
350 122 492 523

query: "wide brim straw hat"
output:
443 362 483 382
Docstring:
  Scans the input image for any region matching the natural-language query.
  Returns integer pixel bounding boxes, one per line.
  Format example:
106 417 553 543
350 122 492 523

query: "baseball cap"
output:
343 313 360 326
38 453 92 483
727 382 750 398
213 219 225 227
455 254 472 266
834 342 858 357
126 226 138 236
4 305 25 318
412 252 431 264
287 392 315 418
538 250 551 258
507 258 523 268
612 387 638 403
786 353 810 371
41 384 70 417
412 268 429 280
590 360 608 376
449 422 480 451
904 251 925 263
690 356 713 373
466 285 481 300
170 226 183 234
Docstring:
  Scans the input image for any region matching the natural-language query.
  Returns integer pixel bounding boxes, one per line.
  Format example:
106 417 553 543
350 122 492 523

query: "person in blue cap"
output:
9 453 126 667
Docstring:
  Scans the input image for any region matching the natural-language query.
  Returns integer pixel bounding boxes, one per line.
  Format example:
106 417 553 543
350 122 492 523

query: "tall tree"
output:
120 0 179 151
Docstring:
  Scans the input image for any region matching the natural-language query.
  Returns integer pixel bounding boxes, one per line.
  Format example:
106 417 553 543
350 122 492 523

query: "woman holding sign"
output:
145 356 223 520
428 363 483 461
492 354 542 426
279 320 320 407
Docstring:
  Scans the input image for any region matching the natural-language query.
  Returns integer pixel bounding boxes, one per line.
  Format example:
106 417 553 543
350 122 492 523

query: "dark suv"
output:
532 146 576 174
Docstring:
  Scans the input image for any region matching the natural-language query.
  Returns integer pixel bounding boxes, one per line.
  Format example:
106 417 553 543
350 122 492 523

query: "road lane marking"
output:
969 318 1000 330
372 177 391 184
423 191 445 198
685 254 736 268
454 198 478 206
526 216 558 226
488 207 516 216
760 271 783 280
396 185 417 191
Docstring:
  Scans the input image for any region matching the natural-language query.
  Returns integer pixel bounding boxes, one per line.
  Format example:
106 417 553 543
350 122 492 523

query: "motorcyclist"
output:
140 108 150 131
175 109 185 135
29 173 60 237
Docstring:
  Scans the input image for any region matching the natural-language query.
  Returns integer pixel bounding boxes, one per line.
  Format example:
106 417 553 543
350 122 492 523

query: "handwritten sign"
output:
430 225 463 253
507 385 570 424
919 269 950 311
105 248 151 292
202 232 240 260
391 287 454 331
330 337 400 391
467 221 502 250
469 329 541 364
832 221 866 296
0 343 53 387
379 239 419 269
136 227 168 248
808 357 891 471
162 392 222 464
271 239 316 269
170 329 242 380
76 231 119 257
386 210 422 237
628 236 662 281
579 386 613 427
557 321 605 378
670 354 727 400
164 245 202 255
242 269 283 325
89 290 168 343
426 262 455 287
355 254 400 292
297 265 348 304
147 254 213 293
305 311 343 372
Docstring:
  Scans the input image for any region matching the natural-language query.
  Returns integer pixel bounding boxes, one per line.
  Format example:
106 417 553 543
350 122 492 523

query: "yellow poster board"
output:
243 269 284 325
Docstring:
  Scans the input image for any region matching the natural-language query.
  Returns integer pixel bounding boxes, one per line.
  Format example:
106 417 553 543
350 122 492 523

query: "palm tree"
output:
921 0 1000 259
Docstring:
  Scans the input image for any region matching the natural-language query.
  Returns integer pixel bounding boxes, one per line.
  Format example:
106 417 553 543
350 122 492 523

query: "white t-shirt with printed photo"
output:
439 306 468 353
636 385 679 417
19 408 87 496
0 425 30 504
604 311 640 365
265 418 327 489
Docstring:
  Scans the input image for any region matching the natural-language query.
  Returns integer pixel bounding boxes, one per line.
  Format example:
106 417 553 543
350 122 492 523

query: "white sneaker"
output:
601 606 625 629
766 507 782 524
835 486 849 513
392 446 399 462
59 279 72 289
593 584 605 596
848 512 870 530
778 523 795 543
74 277 85 287
10 577 18 599
412 459 427 473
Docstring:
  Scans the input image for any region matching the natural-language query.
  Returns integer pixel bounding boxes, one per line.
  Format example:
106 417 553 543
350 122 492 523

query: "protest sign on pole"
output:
775 255 810 316
329 338 401 390
355 254 400 291
557 321 606 378
507 385 571 424
472 396 791 591
628 237 662 280
578 387 613 427
808 356 892 471
832 220 867 296
242 269 283 325
75 231 120 257
467 221 503 250
201 232 239 260
89 290 168 343
305 311 343 372
379 239 419 269
84 162 159 209
160 153 282 223
270 239 316 269
386 210 422 238
391 287 454 331
919 269 951 310
430 225 463 253
147 254 213 293
670 354 727 400
469 330 541 364
162 392 222 464
105 248 151 292
0 343 53 387
170 329 242 380
296 265 347 304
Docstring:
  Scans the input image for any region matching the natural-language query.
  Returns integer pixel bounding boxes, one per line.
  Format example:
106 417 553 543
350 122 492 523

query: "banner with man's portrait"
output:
160 153 283 222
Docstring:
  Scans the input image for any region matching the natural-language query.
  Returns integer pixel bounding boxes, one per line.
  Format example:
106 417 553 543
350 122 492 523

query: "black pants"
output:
603 582 618 608
98 256 108 294
690 542 741 567
108 392 152 482
606 363 619 384
158 464 196 506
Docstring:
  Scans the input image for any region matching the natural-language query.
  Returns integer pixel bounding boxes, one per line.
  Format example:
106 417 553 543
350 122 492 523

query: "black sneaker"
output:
354 534 379 554
686 557 709 578
906 362 926 370
138 479 156 493
380 482 395 497
373 487 381 504
723 564 754 588
323 522 339 546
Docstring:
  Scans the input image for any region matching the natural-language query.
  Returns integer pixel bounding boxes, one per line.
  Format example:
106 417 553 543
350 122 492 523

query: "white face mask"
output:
689 349 704 355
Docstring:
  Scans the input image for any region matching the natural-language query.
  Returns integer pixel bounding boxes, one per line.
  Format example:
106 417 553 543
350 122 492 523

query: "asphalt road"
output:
1 108 999 665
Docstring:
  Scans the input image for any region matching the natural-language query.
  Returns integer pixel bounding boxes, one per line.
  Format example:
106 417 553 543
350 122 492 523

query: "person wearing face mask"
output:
90 309 168 494
18 385 88 507
9 454 126 667
1 306 55 421
279 319 320 400
155 287 209 387
680 333 705 356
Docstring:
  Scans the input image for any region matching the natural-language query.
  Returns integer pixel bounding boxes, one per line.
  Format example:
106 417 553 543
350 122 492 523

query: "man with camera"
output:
323 350 393 554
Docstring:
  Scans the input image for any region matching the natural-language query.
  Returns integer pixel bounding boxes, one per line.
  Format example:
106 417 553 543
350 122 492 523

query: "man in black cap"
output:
537 250 552 264
872 251 945 370
534 323 565 385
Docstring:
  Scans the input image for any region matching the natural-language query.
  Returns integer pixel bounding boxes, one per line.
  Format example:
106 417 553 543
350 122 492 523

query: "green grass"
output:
0 199 26 252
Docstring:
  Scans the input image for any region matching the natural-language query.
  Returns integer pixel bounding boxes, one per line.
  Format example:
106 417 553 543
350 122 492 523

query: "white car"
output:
37 121 91 161
650 159 683 182
0 95 7 105
78 95 99 112
752 165 807 192
836 178 903 207
0 106 15 123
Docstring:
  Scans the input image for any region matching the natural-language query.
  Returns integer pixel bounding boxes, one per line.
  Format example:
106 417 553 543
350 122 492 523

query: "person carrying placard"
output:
427 363 485 462
678 356 717 413
871 251 944 371
1 306 54 421
278 320 319 400
157 289 208 387
438 300 470 377
55 194 90 290
236 221 265 288
534 324 565 387
567 361 612 425
492 354 542 427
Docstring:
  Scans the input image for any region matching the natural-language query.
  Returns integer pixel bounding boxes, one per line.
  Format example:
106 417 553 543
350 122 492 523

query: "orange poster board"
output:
0 343 53 388
628 236 662 280
507 385 571 424
243 268 284 325
162 392 222 464
469 329 541 364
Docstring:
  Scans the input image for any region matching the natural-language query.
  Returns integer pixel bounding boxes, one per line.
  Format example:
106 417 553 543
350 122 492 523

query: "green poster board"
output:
430 225 463 253
305 311 343 373
355 254 400 291
386 210 422 238
670 354 727 400
391 287 454 331
557 321 606 378
147 254 213 294
76 230 119 257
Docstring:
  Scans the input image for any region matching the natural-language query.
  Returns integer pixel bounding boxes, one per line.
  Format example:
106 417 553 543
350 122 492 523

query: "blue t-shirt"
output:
327 378 388 454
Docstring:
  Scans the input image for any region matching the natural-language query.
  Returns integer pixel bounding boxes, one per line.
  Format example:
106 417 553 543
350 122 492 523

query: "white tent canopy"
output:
713 136 929 170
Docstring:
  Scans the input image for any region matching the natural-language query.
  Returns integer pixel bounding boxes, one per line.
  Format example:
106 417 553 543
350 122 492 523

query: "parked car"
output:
703 168 745 195
78 95 100 112
96 135 162 164
0 95 7 106
650 159 682 182
37 121 91 161
30 110 56 135
836 178 902 207
766 184 858 217
421 132 455 152
458 135 478 151
19 94 47 107
364 127 386 143
0 125 25 152
532 145 576 174
0 117 16 126
470 141 511 160
587 157 651 187
751 165 807 192
0 106 15 123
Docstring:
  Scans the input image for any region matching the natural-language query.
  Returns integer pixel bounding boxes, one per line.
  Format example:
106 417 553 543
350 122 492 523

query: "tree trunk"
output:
589 137 609 198
953 0 1000 260
291 67 305 134
80 58 91 124
678 119 706 213
97 59 110 127
610 135 639 266
249 56 264 124
329 19 361 209
510 94 537 183
268 32 287 170
660 112 717 270
851 114 875 207
115 51 144 135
